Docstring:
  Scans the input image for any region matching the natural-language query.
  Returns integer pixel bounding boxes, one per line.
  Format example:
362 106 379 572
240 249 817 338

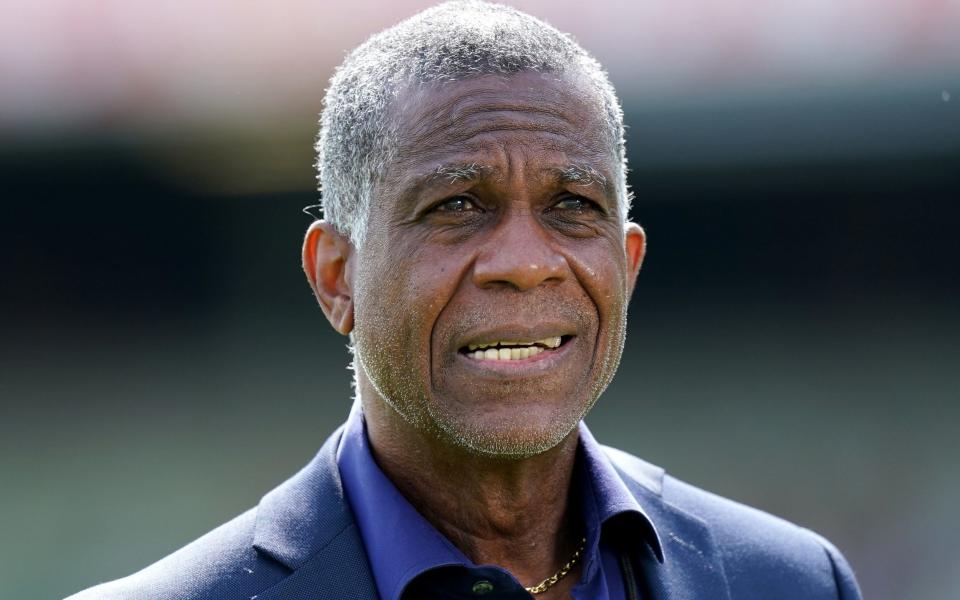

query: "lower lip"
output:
456 338 575 374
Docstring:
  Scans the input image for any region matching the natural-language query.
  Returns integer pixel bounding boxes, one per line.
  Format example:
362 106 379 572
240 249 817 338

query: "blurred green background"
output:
2 1 958 598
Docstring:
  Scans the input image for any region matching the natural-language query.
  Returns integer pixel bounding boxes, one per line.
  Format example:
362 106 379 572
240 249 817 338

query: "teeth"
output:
466 336 563 352
542 336 561 348
466 345 548 361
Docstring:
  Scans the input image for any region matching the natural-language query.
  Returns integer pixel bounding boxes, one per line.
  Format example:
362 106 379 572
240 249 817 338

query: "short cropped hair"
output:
315 0 629 247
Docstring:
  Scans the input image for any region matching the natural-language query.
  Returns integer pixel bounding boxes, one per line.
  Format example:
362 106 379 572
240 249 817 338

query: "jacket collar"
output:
606 446 733 600
251 425 378 600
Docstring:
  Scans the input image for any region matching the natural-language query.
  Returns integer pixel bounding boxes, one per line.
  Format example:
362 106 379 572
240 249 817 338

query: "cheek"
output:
566 240 630 386
569 239 628 319
352 246 465 390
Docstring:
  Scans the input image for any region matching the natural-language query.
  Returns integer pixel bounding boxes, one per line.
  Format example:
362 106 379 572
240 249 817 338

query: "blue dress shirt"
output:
336 404 663 600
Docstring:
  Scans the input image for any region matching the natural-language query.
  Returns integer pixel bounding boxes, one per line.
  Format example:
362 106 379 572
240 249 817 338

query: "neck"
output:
358 379 583 594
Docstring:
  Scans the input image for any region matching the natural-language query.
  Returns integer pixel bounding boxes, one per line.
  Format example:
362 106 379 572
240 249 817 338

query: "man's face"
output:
350 71 644 456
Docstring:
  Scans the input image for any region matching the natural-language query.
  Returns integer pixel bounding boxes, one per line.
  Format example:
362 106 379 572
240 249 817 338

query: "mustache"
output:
443 287 597 341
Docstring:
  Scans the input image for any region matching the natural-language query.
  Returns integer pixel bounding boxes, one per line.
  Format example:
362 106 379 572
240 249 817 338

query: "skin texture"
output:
304 71 645 598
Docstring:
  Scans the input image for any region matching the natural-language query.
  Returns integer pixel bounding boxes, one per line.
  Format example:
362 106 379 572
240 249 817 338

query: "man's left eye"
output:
552 196 597 212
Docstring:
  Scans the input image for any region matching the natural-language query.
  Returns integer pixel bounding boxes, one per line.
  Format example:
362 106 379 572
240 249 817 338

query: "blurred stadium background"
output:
1 1 958 598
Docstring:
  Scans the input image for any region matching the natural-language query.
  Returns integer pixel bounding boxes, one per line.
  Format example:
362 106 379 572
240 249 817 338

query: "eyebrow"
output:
552 164 611 194
429 162 490 184
404 162 615 211
407 161 613 197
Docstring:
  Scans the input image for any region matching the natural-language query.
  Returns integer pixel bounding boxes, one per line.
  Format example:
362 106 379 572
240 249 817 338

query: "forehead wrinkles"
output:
392 76 610 157
409 94 576 146
383 115 612 197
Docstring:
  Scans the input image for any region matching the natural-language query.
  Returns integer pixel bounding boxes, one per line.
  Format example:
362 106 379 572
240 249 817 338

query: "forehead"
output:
382 71 615 189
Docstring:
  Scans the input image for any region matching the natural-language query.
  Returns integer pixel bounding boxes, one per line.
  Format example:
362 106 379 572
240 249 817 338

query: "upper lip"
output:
456 323 575 351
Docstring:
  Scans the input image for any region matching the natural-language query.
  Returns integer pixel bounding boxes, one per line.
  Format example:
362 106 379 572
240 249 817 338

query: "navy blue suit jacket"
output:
68 425 861 599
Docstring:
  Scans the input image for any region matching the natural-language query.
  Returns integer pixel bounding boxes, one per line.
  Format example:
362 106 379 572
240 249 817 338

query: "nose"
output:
472 209 568 291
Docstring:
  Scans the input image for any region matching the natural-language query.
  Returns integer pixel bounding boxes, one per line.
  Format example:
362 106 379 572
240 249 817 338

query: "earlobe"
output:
623 222 646 297
302 221 355 335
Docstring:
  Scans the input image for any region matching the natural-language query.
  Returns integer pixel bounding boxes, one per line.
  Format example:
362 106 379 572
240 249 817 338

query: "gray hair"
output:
315 0 630 247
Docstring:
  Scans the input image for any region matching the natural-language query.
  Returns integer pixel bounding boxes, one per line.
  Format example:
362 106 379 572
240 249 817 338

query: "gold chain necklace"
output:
523 537 587 595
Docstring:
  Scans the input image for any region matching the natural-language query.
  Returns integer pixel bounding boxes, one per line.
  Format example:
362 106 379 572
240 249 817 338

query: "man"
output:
70 2 861 599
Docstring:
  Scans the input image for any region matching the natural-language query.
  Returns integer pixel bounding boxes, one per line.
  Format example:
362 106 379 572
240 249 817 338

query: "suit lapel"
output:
633 497 733 600
253 522 377 600
252 426 378 600
605 447 732 600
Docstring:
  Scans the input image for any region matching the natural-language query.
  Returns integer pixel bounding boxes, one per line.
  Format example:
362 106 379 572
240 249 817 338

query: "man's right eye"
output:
433 196 480 213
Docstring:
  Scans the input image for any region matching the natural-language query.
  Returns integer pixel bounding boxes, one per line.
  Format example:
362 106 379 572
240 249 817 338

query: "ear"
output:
302 220 354 335
623 222 646 299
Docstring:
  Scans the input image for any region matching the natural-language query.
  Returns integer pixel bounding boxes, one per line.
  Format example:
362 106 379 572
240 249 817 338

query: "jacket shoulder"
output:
663 474 861 599
65 508 288 600
605 445 862 600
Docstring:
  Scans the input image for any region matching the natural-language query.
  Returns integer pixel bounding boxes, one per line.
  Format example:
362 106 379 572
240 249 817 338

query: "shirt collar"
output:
337 403 474 600
336 402 663 600
576 421 664 563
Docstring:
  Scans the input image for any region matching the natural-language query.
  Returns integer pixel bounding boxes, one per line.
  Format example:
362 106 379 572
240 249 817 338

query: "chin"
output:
427 401 584 459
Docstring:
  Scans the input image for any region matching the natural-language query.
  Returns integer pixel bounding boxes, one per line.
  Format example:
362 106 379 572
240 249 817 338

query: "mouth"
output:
458 335 575 362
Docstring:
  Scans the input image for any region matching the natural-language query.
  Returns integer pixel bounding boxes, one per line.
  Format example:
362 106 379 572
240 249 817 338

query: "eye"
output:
432 195 481 213
551 196 600 213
